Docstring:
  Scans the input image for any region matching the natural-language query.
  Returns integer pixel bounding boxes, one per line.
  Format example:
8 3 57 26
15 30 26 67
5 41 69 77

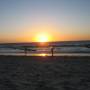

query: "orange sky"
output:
0 0 90 43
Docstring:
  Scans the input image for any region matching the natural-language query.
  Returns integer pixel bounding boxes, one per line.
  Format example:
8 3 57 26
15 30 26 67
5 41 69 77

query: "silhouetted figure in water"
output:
51 47 54 56
24 46 28 56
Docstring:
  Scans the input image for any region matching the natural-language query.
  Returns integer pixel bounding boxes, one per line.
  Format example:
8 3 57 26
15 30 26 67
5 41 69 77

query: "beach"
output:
0 56 90 90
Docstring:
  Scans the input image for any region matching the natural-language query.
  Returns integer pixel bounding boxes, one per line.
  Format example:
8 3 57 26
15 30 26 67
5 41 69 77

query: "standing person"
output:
24 46 28 56
51 46 54 56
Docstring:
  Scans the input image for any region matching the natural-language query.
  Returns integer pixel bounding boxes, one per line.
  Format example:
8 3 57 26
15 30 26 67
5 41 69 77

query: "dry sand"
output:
0 56 90 90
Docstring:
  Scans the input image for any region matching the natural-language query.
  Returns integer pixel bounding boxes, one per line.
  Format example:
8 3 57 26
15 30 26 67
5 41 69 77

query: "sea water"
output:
0 41 90 56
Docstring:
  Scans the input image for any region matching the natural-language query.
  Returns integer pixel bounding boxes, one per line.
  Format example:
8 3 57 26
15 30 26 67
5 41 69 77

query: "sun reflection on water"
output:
39 53 47 57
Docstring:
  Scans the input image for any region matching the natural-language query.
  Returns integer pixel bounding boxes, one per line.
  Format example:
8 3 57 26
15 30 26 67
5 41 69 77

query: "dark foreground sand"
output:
0 56 90 90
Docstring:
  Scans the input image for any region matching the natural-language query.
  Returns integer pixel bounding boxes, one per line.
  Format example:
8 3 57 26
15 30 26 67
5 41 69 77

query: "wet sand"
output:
0 56 90 90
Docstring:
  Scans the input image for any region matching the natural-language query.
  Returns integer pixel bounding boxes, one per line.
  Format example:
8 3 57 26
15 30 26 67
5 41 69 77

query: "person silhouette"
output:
51 46 54 56
24 46 28 56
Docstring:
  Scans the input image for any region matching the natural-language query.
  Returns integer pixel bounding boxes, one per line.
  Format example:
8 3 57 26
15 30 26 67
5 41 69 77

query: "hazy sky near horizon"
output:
0 0 90 43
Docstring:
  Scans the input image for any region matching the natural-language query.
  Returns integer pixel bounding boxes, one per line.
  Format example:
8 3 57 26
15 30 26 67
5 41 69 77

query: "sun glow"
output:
35 33 51 42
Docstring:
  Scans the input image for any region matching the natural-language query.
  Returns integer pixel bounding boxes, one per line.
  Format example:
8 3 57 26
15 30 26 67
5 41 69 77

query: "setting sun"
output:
37 35 48 42
35 33 51 42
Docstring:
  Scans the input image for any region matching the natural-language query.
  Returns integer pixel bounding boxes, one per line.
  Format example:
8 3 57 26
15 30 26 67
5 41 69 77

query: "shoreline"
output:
0 55 90 61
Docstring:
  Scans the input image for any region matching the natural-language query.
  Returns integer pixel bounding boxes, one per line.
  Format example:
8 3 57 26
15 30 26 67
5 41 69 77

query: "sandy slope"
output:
0 56 90 90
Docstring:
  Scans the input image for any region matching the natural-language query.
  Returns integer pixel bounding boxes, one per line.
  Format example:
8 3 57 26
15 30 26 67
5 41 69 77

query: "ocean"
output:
0 41 90 56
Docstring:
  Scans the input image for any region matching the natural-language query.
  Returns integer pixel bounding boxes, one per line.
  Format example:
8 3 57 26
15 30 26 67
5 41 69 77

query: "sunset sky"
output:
0 0 90 43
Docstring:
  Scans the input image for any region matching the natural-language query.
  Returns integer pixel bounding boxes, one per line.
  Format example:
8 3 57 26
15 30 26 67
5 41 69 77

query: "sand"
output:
0 56 90 90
